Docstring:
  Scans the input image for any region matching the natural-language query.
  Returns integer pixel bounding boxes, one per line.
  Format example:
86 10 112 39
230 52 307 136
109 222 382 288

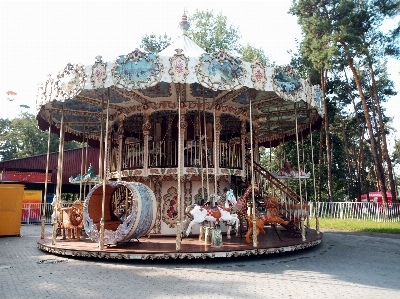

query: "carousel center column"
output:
116 110 126 181
142 107 152 177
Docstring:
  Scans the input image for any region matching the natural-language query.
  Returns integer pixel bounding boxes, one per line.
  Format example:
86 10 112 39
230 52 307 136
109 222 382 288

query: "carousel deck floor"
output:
37 227 323 260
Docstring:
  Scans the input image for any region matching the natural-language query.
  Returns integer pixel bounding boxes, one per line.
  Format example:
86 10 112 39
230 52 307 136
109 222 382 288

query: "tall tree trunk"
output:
321 68 334 202
318 128 323 202
339 115 353 199
345 70 363 201
368 64 396 204
369 93 383 192
340 41 388 204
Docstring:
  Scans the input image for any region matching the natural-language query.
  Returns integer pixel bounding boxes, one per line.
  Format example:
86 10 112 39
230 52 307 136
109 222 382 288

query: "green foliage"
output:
240 44 272 66
0 113 81 161
188 9 241 53
140 33 171 53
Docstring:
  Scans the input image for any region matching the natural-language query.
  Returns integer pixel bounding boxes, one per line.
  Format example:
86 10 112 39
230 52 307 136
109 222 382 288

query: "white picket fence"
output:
21 202 70 224
21 201 400 225
310 202 400 222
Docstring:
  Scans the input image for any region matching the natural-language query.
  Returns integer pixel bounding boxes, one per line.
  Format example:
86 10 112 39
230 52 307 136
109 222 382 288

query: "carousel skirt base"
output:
37 227 323 260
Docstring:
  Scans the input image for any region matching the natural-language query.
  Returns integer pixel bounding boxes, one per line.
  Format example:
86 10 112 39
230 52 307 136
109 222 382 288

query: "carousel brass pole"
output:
249 95 257 247
198 96 204 202
213 93 218 202
52 104 65 245
100 90 110 250
203 97 210 202
79 125 86 201
83 135 89 201
176 84 182 251
295 103 306 241
98 96 105 180
41 119 52 239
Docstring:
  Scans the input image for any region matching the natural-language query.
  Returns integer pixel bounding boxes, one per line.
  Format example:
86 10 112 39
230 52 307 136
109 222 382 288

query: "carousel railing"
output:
219 140 242 169
148 140 178 168
184 140 214 168
245 158 307 233
122 141 144 169
246 158 302 204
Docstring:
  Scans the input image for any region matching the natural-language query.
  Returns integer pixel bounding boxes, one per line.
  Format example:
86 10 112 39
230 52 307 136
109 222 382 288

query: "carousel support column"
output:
213 106 222 201
176 85 187 251
41 120 52 239
142 109 151 176
240 115 247 181
116 110 125 181
99 90 111 250
249 94 257 248
52 106 66 245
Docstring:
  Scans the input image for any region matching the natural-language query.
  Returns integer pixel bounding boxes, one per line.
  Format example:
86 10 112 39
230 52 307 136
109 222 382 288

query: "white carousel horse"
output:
184 190 239 239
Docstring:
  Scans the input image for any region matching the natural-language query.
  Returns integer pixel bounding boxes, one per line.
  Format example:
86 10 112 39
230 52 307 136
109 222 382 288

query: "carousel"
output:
36 13 323 260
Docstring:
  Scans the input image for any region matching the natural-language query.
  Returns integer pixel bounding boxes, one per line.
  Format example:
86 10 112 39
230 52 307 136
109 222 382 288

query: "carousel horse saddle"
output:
200 205 222 220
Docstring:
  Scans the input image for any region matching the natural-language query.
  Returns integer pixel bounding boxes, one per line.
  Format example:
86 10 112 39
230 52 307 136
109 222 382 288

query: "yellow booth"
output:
0 184 25 236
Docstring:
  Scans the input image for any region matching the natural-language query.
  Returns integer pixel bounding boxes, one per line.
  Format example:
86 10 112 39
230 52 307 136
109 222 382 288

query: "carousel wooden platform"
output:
37 226 323 260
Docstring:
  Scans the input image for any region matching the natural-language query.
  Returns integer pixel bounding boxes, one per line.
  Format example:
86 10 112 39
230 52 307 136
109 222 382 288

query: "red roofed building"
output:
0 148 100 196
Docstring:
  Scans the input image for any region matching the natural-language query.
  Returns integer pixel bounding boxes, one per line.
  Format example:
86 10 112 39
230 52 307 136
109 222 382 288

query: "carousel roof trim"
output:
35 15 324 146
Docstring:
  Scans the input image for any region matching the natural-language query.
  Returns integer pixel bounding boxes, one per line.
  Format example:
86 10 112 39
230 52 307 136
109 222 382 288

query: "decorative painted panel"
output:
111 49 163 90
233 90 276 105
195 51 246 91
273 65 302 101
139 82 171 98
162 187 178 228
190 82 222 98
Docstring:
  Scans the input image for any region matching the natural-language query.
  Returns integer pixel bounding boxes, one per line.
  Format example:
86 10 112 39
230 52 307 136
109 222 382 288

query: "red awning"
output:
0 170 52 183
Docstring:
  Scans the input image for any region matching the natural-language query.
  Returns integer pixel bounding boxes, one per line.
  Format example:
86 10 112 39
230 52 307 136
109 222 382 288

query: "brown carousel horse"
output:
245 195 289 244
58 201 84 240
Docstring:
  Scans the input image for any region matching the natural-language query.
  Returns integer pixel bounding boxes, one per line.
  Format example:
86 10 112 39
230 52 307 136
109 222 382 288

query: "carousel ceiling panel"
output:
52 99 103 113
232 90 277 105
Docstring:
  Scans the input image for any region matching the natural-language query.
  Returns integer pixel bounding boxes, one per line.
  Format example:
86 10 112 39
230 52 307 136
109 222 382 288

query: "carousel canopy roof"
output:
35 13 323 147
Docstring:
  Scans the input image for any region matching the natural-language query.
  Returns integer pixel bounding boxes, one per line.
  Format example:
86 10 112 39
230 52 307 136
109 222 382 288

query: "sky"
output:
1 0 399 145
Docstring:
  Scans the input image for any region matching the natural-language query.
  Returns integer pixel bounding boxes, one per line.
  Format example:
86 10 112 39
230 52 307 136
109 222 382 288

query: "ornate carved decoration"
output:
180 114 188 129
151 176 162 234
184 180 192 208
56 63 87 100
251 58 267 90
91 56 107 89
169 49 189 83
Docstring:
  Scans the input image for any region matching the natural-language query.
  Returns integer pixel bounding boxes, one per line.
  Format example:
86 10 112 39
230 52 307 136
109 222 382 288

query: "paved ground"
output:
1 225 399 299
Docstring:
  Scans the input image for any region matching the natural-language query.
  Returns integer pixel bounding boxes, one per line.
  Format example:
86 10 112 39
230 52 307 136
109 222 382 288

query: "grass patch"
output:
310 218 400 234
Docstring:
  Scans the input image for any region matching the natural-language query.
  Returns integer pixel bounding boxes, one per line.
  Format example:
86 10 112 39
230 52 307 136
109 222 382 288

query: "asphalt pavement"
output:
0 225 399 299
